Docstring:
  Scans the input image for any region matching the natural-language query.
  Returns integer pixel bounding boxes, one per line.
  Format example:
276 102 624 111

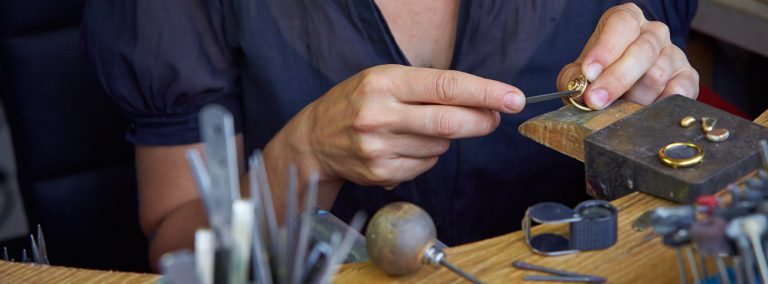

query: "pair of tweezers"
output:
513 261 606 283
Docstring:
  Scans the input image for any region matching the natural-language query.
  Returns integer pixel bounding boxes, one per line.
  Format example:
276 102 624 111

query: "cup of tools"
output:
523 200 618 256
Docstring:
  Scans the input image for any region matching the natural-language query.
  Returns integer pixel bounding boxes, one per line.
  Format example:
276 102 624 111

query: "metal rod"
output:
285 164 298 284
737 238 757 284
36 225 48 265
526 90 581 104
29 235 40 264
254 151 280 257
523 275 605 283
734 256 746 284
292 173 318 284
686 246 701 284
512 261 605 280
676 248 688 284
716 256 731 284
698 252 709 280
442 260 484 284
248 154 273 284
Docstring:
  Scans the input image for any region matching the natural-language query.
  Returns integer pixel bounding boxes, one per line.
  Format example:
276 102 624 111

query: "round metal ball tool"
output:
365 202 483 284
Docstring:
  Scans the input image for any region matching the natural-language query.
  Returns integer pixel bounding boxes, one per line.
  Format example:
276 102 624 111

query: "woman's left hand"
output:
557 3 699 109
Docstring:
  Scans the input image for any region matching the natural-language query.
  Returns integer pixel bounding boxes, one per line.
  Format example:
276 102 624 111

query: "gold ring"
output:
566 75 594 112
658 142 704 168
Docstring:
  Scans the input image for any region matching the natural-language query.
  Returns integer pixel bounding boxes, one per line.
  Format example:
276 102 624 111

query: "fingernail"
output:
587 88 609 109
586 63 603 82
504 93 523 112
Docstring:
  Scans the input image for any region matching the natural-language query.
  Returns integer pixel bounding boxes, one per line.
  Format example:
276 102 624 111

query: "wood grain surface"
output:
518 100 643 162
334 192 676 283
0 260 159 283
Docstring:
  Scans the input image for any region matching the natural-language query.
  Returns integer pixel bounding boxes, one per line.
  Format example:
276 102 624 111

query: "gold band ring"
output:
658 142 704 168
566 75 594 112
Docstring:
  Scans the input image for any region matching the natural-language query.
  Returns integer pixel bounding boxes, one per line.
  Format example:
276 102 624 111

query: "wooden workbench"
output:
0 191 678 283
4 102 763 283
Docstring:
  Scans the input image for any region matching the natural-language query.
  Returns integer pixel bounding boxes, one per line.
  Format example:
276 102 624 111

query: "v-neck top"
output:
83 0 697 246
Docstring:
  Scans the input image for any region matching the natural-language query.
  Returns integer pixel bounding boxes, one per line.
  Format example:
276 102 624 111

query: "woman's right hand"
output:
267 64 525 194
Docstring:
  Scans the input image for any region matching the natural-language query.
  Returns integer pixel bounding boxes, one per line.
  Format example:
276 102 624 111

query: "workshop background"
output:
0 0 767 274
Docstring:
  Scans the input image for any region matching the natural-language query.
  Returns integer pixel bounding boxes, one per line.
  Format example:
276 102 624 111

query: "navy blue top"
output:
83 0 696 246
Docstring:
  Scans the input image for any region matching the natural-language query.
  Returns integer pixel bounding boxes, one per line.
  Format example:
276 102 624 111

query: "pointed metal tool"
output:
29 235 41 264
3 246 8 261
36 225 49 265
292 173 319 284
20 249 28 263
248 153 273 284
526 90 581 104
512 261 606 283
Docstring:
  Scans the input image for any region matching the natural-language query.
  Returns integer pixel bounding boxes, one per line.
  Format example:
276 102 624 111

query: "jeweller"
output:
702 117 717 132
680 116 696 128
706 128 730 142
566 75 593 112
658 142 704 168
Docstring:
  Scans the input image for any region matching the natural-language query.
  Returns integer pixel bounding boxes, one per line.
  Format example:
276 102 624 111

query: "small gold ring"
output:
658 142 704 168
566 75 594 112
568 96 594 112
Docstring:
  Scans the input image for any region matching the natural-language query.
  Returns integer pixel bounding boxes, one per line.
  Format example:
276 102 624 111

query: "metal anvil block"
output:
584 95 768 203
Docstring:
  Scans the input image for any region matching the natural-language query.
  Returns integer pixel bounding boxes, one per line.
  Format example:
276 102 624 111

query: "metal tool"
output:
170 104 374 284
523 275 605 283
741 215 768 283
524 200 618 256
366 202 483 284
512 261 606 283
2 225 50 265
728 217 759 284
526 90 581 104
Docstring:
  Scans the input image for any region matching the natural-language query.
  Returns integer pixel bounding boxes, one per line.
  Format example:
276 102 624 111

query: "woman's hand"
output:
558 3 699 109
267 64 525 196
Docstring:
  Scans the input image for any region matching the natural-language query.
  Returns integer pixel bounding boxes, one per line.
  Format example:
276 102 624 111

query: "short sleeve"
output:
82 0 242 145
631 0 698 49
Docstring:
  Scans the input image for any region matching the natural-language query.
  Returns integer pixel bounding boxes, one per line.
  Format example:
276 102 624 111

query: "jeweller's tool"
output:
512 261 606 283
168 104 373 284
3 225 50 265
366 202 483 284
526 90 581 104
727 217 759 284
523 275 605 283
741 215 768 283
523 200 617 256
